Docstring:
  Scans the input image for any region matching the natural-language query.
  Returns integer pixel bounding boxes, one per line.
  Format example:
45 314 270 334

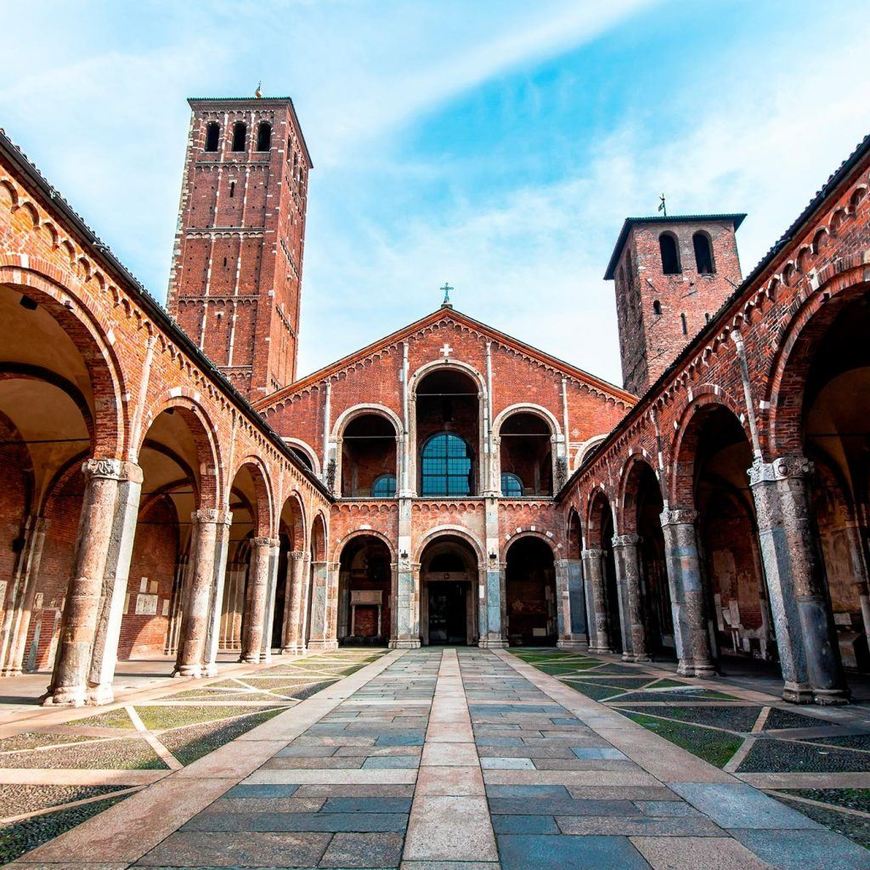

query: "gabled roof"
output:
254 305 636 410
603 213 747 280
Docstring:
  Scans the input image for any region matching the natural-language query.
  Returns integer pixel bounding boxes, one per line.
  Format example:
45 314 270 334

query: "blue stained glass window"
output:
501 472 524 497
421 433 472 496
371 474 397 498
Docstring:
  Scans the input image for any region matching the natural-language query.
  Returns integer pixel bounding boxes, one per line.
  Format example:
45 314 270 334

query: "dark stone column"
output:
241 536 279 663
612 534 649 662
750 455 848 705
556 558 588 649
282 550 307 654
660 509 715 677
582 548 611 654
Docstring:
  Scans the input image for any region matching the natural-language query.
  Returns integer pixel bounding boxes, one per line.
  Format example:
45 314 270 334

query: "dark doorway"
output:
428 582 468 645
505 537 556 645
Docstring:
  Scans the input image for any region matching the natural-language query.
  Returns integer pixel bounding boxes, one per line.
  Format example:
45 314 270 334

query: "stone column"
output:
306 560 339 652
0 515 46 676
281 550 307 654
581 548 610 654
660 509 715 677
259 540 281 664
241 537 278 663
479 495 507 648
175 509 230 678
558 558 588 649
611 534 649 662
750 455 848 704
203 511 232 676
391 555 422 648
44 458 142 706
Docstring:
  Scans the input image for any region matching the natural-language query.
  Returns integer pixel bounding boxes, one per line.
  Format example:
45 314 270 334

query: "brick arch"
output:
766 264 869 455
414 525 485 566
334 528 396 563
0 260 126 457
618 452 662 535
332 403 402 439
566 507 583 558
283 437 320 475
138 393 223 511
503 529 559 558
230 456 274 538
585 486 614 550
409 358 486 396
669 392 751 508
310 510 328 561
492 403 560 437
278 489 308 552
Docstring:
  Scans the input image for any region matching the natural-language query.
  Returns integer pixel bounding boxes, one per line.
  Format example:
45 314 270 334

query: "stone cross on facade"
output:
440 342 453 358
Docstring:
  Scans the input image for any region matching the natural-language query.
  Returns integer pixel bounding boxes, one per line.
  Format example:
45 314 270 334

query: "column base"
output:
389 638 421 649
306 640 339 652
782 681 814 704
87 683 115 706
693 662 716 678
677 659 695 676
557 639 589 651
41 686 86 707
622 652 651 663
813 687 850 706
239 653 262 664
0 667 23 678
588 645 612 655
478 638 508 649
204 662 219 677
173 663 204 678
281 645 308 656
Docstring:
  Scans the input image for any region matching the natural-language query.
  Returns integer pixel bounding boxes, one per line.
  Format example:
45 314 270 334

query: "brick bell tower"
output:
167 96 312 398
605 213 746 395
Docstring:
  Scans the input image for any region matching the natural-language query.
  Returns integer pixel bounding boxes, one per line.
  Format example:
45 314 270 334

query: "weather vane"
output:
440 282 454 306
658 193 667 217
255 81 263 99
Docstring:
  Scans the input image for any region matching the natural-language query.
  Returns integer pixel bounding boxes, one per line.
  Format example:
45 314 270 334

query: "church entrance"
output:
419 535 478 646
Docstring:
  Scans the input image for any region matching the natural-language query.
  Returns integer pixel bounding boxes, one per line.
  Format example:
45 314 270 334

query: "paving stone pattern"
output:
126 648 865 868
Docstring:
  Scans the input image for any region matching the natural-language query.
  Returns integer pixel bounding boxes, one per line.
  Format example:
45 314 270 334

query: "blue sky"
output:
2 1 869 384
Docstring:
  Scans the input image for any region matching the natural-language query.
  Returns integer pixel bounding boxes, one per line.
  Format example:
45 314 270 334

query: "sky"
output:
2 1 869 386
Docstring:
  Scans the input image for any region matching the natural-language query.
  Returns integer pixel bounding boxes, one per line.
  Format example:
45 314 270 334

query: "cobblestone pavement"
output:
513 648 870 852
0 648 382 864
7 647 868 868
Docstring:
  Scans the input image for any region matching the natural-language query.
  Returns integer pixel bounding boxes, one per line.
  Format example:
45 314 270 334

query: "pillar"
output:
175 508 230 678
307 560 338 652
44 458 143 706
281 550 307 654
581 548 610 654
480 496 506 648
0 515 46 676
611 534 649 662
203 511 232 676
660 509 715 677
556 558 588 649
390 555 421 649
259 539 281 664
241 536 278 663
750 455 848 704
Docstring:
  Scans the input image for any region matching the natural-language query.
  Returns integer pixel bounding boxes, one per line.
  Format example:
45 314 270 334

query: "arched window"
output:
501 472 524 498
231 121 247 152
693 232 715 274
421 433 472 497
681 312 688 335
256 121 272 152
653 299 662 315
229 180 236 198
659 233 681 275
204 122 220 152
371 474 397 498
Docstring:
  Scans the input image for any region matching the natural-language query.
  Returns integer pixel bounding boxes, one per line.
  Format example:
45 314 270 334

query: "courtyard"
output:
0 647 866 868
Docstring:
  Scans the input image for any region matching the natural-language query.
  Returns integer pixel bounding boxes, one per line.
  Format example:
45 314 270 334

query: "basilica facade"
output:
0 96 867 707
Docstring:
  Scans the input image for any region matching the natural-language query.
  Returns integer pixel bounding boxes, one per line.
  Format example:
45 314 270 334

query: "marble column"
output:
175 508 230 678
0 515 46 676
557 558 588 649
581 548 611 654
390 555 421 649
241 536 279 663
307 560 339 652
660 509 715 677
259 540 281 664
44 458 143 706
203 511 232 676
612 534 649 662
750 455 848 704
281 550 307 654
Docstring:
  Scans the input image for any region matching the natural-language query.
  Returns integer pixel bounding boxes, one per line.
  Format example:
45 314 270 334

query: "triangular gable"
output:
254 307 636 410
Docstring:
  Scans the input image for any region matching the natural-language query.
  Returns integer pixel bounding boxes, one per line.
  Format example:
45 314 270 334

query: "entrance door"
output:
428 582 467 645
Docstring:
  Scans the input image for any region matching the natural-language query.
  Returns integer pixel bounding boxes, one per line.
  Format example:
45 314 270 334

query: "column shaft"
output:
306 560 338 652
241 536 278 663
612 535 649 662
282 551 307 654
582 548 610 654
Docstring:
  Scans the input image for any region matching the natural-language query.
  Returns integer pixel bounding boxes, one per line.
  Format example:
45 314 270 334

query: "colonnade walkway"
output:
7 647 867 869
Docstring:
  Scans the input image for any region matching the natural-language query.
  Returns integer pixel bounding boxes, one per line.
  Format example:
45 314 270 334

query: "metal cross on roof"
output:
440 282 453 306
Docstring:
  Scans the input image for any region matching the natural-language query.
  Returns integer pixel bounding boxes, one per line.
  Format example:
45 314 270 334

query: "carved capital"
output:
748 455 813 486
660 508 698 527
612 533 641 548
581 548 605 559
82 458 127 481
289 550 305 561
252 536 279 549
191 508 232 526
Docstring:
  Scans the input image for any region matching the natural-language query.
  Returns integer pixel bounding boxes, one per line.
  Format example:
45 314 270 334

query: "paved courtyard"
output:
2 647 867 868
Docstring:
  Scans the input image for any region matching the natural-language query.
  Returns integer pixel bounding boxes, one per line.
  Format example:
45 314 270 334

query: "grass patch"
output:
0 737 166 771
624 712 742 768
136 704 285 730
73 708 135 730
620 705 762 732
561 680 632 701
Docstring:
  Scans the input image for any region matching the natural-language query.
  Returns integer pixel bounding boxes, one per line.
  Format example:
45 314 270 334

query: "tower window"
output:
653 299 662 315
229 180 236 198
659 233 681 275
256 121 272 152
693 231 715 274
204 122 220 152
231 121 247 152
680 312 688 335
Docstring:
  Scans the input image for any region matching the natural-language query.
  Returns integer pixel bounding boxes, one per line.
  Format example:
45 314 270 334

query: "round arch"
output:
586 486 615 550
333 527 396 563
409 358 486 396
492 403 560 437
332 403 403 439
573 434 608 471
229 456 274 537
414 525 486 565
283 438 321 475
617 452 662 535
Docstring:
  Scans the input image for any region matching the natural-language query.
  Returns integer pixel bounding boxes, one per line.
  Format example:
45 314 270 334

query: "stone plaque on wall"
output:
135 594 158 616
